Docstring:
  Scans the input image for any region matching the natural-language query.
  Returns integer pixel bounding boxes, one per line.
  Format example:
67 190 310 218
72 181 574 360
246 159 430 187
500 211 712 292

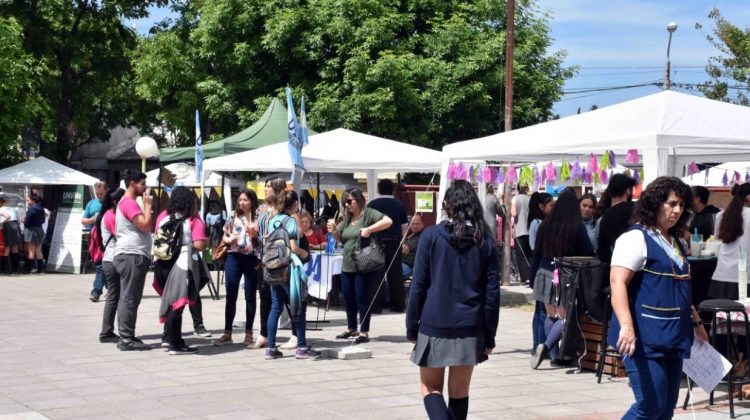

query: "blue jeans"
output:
267 284 306 348
402 263 413 278
341 271 376 333
532 301 547 349
91 264 105 294
622 353 683 419
223 253 258 332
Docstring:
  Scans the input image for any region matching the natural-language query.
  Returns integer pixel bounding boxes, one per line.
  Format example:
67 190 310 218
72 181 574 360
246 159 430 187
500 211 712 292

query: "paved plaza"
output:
0 273 747 419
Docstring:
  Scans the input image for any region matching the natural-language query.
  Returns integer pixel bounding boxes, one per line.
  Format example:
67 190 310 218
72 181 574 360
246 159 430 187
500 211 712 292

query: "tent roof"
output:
442 91 750 163
0 157 100 186
202 128 444 175
145 163 243 188
160 99 318 163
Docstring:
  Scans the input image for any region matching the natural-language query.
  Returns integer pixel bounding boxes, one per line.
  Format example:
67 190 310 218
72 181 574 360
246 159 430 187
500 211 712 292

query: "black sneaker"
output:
194 325 212 338
353 335 370 345
99 332 120 343
90 292 101 302
117 339 152 351
169 345 198 355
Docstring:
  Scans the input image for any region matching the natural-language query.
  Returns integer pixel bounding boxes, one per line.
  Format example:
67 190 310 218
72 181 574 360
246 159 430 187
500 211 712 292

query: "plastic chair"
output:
683 299 750 419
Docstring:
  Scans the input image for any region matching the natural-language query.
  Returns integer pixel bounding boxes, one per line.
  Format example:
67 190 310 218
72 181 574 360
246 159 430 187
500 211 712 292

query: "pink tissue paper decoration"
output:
571 158 582 180
483 166 492 183
495 166 505 184
588 153 599 174
507 163 518 184
600 169 609 184
457 163 467 180
722 170 729 187
609 150 616 167
468 165 475 181
625 149 639 164
688 161 699 177
447 162 457 180
546 161 556 182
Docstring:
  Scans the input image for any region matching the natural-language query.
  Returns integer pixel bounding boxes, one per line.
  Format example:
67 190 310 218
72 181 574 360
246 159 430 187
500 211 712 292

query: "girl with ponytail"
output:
708 182 750 299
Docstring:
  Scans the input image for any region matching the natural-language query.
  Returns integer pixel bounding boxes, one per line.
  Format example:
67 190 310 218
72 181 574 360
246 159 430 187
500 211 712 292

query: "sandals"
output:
243 332 255 347
336 330 358 339
212 334 233 346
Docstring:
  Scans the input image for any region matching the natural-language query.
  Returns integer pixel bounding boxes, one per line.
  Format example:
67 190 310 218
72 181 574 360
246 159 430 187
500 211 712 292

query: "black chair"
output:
595 289 623 383
683 299 750 419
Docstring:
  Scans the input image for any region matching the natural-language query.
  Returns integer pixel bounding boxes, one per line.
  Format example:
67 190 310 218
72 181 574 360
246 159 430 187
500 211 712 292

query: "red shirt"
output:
305 229 326 246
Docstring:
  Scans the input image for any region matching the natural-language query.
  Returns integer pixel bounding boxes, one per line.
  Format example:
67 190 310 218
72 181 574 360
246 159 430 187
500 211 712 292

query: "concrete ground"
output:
0 273 747 420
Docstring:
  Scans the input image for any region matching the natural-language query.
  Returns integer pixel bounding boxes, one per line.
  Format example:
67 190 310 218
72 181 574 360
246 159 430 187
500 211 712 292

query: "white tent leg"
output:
437 160 451 222
642 147 669 187
366 170 377 201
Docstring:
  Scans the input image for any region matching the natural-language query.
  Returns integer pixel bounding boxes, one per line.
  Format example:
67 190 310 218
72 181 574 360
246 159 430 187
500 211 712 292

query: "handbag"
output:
212 240 228 263
352 236 385 273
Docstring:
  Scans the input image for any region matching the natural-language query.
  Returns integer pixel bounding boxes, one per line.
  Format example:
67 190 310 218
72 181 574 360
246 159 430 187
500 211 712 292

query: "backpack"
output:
89 225 113 264
262 215 293 285
153 216 184 261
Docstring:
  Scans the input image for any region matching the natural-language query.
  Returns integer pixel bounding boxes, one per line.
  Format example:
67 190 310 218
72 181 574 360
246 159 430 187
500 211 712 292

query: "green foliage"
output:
697 8 750 105
133 0 574 148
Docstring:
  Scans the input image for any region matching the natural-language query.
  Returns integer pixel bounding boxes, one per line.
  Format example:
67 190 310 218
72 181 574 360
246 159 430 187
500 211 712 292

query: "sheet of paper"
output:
682 334 733 394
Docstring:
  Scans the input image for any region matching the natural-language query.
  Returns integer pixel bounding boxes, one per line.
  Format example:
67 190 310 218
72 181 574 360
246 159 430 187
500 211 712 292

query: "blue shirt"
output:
83 199 102 231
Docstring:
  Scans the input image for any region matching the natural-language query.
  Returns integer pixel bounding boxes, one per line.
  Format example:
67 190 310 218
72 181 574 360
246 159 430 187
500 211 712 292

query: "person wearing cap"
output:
0 195 22 274
597 173 637 265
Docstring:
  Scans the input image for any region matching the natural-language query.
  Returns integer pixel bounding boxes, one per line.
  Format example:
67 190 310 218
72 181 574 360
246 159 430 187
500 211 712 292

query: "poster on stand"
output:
48 185 84 273
415 192 434 213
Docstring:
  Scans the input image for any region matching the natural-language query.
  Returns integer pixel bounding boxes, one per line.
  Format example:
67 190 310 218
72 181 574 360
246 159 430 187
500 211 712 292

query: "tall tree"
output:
1 0 167 163
133 0 574 148
697 8 750 105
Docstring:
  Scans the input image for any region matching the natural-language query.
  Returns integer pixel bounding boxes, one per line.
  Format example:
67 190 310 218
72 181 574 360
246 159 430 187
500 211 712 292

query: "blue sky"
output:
537 0 750 116
127 1 750 118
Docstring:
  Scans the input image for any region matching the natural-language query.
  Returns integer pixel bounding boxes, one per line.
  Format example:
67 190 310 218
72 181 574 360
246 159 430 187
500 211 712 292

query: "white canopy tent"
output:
0 156 99 186
201 128 444 198
145 162 243 189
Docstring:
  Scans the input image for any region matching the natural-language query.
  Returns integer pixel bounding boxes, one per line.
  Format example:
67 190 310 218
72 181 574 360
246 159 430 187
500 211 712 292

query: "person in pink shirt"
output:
113 170 153 351
95 188 125 343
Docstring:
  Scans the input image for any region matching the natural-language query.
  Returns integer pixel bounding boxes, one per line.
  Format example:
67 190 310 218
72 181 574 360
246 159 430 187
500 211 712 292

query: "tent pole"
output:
156 166 163 217
316 172 320 216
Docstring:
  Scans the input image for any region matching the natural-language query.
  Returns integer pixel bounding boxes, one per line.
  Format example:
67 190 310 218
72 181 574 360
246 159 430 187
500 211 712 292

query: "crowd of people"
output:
0 191 52 275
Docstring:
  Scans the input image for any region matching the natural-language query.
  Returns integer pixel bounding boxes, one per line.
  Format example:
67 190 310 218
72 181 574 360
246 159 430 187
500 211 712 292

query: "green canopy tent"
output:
159 98 317 163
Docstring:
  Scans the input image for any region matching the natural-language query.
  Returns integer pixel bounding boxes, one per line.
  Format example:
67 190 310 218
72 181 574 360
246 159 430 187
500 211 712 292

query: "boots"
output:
10 253 20 274
0 256 9 275
36 259 45 274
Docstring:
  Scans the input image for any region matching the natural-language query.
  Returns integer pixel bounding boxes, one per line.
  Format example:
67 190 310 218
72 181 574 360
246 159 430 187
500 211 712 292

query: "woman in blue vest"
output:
609 176 708 419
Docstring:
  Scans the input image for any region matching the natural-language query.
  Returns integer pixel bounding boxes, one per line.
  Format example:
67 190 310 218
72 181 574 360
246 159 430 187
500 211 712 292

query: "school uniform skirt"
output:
23 226 44 244
533 267 559 304
410 333 488 367
2 221 22 247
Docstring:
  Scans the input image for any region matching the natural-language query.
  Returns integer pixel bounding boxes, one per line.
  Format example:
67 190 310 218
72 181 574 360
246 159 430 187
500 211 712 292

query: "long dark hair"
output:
95 188 125 250
234 189 259 221
342 187 366 225
580 193 598 226
283 190 299 213
538 190 581 258
169 186 196 218
718 182 750 243
527 192 553 229
633 176 693 239
442 180 487 247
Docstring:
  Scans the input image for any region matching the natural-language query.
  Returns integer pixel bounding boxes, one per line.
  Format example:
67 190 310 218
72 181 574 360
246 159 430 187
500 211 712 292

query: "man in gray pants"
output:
114 170 153 351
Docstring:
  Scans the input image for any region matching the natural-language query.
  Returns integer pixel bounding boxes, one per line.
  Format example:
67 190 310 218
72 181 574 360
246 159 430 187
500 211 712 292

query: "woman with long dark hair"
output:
530 189 594 369
526 191 553 354
608 177 707 418
156 186 210 355
96 188 125 343
406 180 500 420
328 187 393 344
708 182 750 299
213 189 260 347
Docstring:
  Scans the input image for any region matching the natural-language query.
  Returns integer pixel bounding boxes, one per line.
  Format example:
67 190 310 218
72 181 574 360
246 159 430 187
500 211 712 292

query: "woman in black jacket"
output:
406 180 500 420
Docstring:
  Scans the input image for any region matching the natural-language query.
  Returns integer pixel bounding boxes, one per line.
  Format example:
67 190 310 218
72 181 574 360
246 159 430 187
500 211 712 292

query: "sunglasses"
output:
345 199 355 205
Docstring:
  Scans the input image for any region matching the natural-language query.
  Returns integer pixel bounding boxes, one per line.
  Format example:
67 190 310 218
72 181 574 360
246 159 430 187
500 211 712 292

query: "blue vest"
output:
608 226 693 358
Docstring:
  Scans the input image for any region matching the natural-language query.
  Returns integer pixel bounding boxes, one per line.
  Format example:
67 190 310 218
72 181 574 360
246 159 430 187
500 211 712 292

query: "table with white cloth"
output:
304 250 343 300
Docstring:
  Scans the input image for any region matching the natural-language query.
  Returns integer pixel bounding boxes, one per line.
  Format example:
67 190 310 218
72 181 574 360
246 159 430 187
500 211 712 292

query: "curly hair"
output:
442 180 487 246
633 176 693 238
527 192 553 230
718 182 750 243
169 186 196 218
538 189 581 258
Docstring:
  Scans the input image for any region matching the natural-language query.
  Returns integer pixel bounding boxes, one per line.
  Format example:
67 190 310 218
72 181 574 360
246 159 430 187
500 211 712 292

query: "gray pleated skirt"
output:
410 332 487 367
24 226 44 244
533 267 559 304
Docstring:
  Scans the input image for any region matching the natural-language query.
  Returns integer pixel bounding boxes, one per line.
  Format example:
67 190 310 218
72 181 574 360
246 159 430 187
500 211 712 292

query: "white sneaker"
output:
280 336 298 350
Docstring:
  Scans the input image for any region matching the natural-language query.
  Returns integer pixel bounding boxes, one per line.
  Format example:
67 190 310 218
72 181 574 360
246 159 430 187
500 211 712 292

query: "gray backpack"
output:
262 215 293 285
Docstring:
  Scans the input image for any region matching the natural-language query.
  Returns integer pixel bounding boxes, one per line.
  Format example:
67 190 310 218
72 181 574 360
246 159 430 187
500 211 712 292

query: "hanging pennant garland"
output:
468 165 475 182
533 165 541 191
599 151 611 171
474 165 481 184
483 166 492 183
495 165 505 184
571 158 582 181
507 163 518 184
457 162 467 180
446 162 455 180
688 161 699 177
722 170 729 187
625 149 639 164
600 169 609 185
560 160 571 180
519 165 533 187
588 153 599 174
609 150 616 167
546 161 556 183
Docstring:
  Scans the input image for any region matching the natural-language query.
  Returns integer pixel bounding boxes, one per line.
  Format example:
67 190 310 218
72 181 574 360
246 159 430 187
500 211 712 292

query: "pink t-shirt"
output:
119 196 143 221
101 210 117 262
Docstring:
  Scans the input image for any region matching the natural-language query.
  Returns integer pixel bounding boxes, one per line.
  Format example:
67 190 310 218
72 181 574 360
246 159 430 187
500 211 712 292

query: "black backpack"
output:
262 215 293 285
153 216 184 261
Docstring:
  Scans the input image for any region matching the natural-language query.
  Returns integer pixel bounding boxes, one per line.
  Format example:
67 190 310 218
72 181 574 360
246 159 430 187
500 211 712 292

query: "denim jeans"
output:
267 284 306 348
402 263 413 278
341 271 376 333
622 352 683 419
91 264 105 294
223 253 258 332
532 301 547 349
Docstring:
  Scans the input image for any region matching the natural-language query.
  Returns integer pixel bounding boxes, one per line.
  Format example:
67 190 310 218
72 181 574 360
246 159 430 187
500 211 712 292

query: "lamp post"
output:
664 22 677 90
135 136 159 172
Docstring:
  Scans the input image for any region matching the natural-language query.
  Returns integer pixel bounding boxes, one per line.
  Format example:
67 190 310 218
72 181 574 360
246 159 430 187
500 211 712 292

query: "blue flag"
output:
300 96 309 146
286 87 305 172
195 110 204 182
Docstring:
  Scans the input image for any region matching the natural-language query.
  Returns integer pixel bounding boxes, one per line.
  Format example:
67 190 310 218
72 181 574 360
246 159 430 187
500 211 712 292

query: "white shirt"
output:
611 226 686 272
513 194 530 237
712 208 750 283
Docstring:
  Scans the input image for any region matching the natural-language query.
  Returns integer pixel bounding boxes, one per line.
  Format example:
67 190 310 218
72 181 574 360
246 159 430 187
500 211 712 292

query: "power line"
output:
577 65 705 70
563 81 661 94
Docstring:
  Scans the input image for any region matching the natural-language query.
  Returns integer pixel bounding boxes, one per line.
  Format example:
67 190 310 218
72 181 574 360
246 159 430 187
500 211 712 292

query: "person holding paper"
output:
609 177 708 419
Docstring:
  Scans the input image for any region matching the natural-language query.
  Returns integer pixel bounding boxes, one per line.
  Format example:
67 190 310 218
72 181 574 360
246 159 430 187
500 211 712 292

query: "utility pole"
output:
663 22 677 90
501 0 515 286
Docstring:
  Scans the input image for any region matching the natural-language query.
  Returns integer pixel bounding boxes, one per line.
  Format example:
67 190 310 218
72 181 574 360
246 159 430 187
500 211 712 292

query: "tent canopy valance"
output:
145 162 244 188
441 91 750 185
0 157 100 186
160 98 318 163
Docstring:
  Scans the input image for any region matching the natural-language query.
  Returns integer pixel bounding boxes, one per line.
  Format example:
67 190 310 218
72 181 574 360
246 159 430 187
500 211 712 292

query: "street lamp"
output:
135 136 159 172
664 22 677 90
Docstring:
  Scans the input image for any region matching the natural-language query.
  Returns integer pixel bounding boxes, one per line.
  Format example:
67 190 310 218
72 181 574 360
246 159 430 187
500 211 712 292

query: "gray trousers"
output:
114 254 151 341
100 261 120 337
